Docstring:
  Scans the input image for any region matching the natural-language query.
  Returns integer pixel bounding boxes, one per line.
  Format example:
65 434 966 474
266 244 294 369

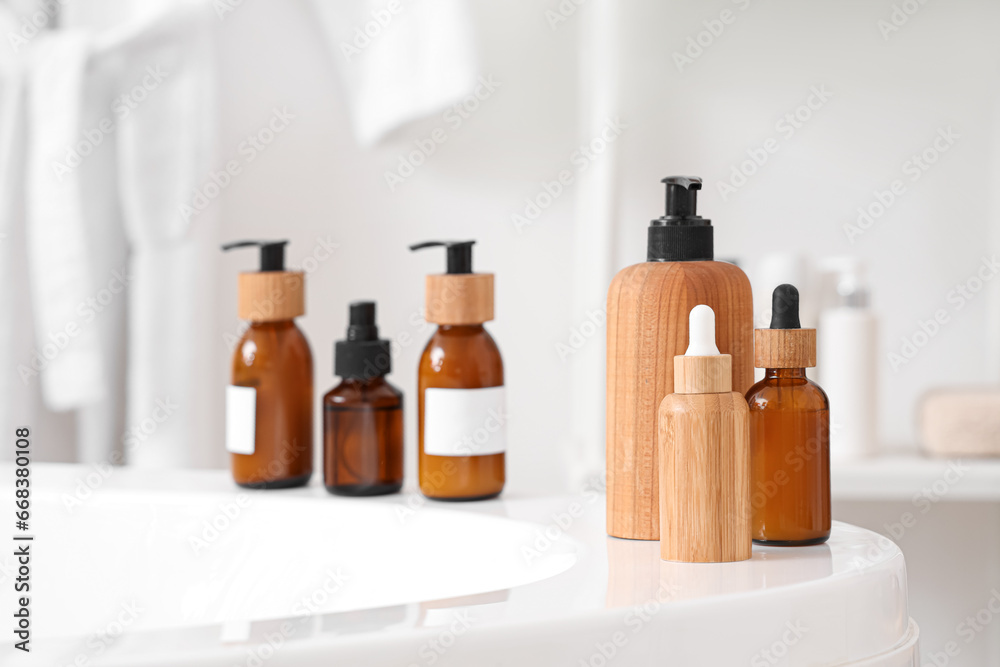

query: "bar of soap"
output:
920 388 1000 457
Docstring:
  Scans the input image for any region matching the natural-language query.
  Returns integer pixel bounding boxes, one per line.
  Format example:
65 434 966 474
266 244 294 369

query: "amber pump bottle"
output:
323 301 403 496
222 240 313 489
606 177 753 540
747 284 831 545
410 240 505 501
659 305 750 563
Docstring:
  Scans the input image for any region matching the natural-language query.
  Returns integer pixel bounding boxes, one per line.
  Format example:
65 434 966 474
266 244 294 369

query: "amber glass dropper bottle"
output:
410 240 505 501
222 240 313 489
747 284 831 545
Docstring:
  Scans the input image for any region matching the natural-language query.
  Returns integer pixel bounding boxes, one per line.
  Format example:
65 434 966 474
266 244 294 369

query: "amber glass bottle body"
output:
230 320 313 488
323 377 403 496
746 368 830 545
418 324 505 500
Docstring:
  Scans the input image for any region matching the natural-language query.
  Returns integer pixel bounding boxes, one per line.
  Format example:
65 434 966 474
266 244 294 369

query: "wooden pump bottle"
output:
658 305 751 563
747 284 831 545
410 240 505 501
607 177 753 540
222 240 313 488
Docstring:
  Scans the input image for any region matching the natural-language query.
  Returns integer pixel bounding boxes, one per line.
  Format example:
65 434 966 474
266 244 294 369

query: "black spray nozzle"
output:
656 177 710 226
409 240 475 274
346 301 379 341
221 240 289 272
335 301 391 379
647 176 713 262
770 284 801 329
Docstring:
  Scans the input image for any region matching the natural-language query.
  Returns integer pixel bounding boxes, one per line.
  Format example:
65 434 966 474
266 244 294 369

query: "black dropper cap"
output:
409 240 475 273
335 301 392 380
647 177 713 262
769 284 801 329
221 240 289 271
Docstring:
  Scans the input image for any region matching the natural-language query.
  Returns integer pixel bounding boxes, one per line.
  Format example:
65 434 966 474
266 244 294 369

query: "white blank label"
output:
226 385 257 455
424 386 506 457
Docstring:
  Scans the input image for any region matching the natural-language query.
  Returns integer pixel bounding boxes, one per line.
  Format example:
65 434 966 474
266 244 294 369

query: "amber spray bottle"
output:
747 284 831 545
658 305 750 563
410 240 505 501
323 301 404 496
222 240 313 489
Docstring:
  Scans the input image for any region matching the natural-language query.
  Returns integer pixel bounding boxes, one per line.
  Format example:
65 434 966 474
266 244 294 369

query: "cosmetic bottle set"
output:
606 177 832 562
222 238 505 501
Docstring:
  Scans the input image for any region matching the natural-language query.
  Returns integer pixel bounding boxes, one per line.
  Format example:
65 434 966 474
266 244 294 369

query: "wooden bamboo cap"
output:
237 271 305 322
754 328 816 368
425 273 494 325
673 354 732 394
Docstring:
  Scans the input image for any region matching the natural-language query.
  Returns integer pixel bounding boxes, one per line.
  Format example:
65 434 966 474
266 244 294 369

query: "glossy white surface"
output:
1 464 919 666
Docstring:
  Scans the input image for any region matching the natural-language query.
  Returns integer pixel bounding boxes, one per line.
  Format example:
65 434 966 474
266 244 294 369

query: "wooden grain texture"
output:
606 261 753 540
754 328 816 368
238 271 305 322
425 274 494 325
658 391 751 563
674 355 732 394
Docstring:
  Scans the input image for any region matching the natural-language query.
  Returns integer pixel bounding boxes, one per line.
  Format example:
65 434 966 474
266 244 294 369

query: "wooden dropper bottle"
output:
658 305 751 563
222 240 313 489
747 284 831 545
410 240 505 501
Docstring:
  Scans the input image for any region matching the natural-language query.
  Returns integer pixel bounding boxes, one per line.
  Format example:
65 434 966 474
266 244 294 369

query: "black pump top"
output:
409 240 475 274
769 284 801 329
335 301 392 379
221 240 289 272
647 177 714 262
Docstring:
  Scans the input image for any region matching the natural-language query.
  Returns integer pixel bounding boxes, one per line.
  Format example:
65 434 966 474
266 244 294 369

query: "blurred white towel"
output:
308 0 478 145
25 31 108 411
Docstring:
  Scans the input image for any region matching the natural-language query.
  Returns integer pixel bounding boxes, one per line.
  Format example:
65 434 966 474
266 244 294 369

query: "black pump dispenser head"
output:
769 284 801 329
335 301 392 379
221 240 289 272
409 240 475 274
647 177 714 262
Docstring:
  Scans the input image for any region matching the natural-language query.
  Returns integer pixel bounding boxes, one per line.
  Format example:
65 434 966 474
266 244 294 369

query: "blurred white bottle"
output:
818 258 878 460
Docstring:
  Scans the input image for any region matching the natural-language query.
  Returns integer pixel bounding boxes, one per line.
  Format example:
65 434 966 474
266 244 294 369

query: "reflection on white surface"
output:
32 486 578 639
